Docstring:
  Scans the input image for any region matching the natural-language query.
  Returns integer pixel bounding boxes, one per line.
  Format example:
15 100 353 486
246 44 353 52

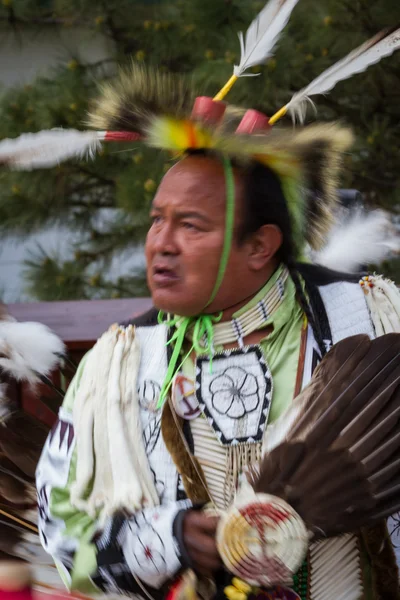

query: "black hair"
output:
185 151 328 356
239 161 328 357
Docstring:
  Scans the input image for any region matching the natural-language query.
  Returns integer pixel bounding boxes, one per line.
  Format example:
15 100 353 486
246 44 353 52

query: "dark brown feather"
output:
253 334 400 538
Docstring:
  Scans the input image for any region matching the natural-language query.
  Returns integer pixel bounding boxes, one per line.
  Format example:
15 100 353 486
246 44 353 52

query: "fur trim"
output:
147 118 352 251
88 62 196 134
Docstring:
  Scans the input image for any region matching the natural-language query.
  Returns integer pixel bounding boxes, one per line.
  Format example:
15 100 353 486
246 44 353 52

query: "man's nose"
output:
153 222 179 255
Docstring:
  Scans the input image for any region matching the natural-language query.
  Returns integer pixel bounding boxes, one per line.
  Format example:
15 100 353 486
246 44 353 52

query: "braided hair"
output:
238 161 327 357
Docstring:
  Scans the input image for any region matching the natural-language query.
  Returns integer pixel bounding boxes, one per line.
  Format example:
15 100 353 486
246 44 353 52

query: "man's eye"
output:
151 215 162 224
182 222 198 231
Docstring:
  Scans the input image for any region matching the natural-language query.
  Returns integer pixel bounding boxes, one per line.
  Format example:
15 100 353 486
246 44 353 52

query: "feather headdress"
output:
0 1 399 261
87 64 354 251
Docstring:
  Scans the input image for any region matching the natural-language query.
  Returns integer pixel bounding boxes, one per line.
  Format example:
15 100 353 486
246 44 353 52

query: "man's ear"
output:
247 224 283 271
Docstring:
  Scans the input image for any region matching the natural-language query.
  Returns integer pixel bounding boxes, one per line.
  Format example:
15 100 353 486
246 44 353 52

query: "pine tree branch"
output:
75 167 116 187
0 14 90 27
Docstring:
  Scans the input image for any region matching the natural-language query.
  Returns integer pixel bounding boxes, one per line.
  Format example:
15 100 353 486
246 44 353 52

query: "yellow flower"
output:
67 59 79 71
205 49 215 60
267 58 277 70
143 20 152 30
184 24 196 33
321 48 329 57
133 152 143 164
11 185 20 195
305 53 314 62
144 179 156 193
95 15 104 26
251 65 262 74
135 50 146 61
224 50 235 64
323 15 332 26
89 274 101 287
69 103 78 111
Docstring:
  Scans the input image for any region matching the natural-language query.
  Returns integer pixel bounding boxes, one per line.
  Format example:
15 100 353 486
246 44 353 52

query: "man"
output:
34 126 400 599
0 15 399 598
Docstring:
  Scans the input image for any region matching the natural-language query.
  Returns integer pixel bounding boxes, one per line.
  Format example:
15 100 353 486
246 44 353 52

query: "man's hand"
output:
182 510 223 576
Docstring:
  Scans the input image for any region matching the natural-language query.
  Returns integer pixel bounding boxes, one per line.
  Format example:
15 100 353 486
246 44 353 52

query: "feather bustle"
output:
252 334 400 537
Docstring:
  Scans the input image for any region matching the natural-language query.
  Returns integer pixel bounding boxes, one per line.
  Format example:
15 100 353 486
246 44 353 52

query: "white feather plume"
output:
234 0 300 77
0 129 102 170
0 321 65 383
287 26 400 122
312 209 400 273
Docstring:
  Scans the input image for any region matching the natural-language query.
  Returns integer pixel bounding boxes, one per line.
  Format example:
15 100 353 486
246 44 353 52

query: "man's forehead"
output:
155 159 227 202
165 156 226 185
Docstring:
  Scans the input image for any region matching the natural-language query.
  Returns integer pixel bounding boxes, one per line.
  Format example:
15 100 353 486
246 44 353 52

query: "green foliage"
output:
0 0 399 300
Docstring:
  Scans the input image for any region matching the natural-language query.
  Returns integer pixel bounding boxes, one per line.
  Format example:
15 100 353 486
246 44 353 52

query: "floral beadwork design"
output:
210 367 260 418
196 346 272 445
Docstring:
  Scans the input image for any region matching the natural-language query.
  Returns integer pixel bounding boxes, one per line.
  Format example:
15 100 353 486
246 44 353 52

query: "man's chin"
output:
151 290 203 317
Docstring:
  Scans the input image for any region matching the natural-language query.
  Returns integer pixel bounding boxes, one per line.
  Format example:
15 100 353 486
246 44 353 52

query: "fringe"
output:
361 523 400 600
225 443 262 506
71 325 158 521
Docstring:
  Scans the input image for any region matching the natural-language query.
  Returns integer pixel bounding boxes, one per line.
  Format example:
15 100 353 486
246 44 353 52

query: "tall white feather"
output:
0 129 102 170
234 0 300 77
0 321 65 383
312 209 400 273
287 27 400 122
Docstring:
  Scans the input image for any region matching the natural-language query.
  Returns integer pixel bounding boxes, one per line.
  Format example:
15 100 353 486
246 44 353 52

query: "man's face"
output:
145 155 252 316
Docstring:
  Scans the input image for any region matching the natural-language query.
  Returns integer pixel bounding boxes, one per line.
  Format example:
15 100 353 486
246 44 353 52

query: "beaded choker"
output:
157 267 288 409
210 268 289 349
185 266 289 351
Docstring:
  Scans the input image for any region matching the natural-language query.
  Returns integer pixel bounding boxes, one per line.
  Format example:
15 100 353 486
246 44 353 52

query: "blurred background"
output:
0 0 399 304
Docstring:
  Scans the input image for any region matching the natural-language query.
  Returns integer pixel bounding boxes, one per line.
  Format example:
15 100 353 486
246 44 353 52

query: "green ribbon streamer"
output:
156 157 235 409
206 156 235 306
